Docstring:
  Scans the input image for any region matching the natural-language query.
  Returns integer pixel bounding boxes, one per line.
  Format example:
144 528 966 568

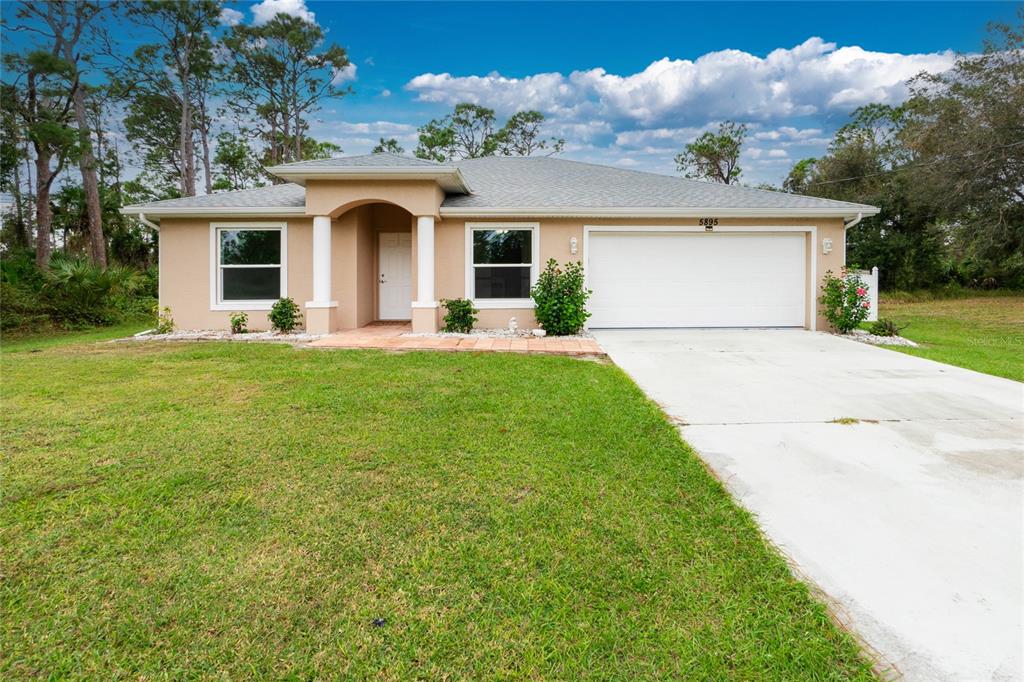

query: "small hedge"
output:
441 298 478 333
229 311 249 334
530 259 591 336
868 318 906 337
269 297 302 333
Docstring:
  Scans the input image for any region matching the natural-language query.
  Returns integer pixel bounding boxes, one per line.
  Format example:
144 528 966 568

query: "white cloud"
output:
331 64 357 85
753 126 822 142
380 89 391 98
405 38 954 126
768 149 789 158
219 7 244 26
614 126 711 149
251 0 316 25
329 121 416 135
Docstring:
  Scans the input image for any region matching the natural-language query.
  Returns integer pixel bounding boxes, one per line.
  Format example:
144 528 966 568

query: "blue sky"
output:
6 1 1016 186
279 0 1011 184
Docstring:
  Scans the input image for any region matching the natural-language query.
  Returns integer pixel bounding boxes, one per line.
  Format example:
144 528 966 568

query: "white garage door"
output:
587 231 807 328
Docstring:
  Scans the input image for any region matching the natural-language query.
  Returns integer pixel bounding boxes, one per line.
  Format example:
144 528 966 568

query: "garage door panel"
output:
587 232 806 328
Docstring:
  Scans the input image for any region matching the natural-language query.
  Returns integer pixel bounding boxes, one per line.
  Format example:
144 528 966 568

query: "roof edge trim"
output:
120 206 307 218
266 166 471 193
439 206 881 219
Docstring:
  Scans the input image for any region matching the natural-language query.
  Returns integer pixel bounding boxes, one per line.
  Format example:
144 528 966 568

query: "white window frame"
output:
209 222 288 311
464 222 540 309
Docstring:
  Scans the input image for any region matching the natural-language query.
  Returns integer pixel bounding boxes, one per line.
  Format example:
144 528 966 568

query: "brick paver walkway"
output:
309 323 604 356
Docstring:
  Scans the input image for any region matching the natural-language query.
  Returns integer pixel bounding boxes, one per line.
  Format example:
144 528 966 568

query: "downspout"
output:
844 212 863 229
137 212 163 326
138 213 159 231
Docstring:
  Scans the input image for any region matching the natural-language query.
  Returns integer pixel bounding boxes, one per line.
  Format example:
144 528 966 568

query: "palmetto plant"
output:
44 258 142 324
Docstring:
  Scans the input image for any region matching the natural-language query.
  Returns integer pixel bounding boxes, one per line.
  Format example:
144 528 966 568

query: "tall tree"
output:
415 104 562 162
0 82 30 249
372 137 405 154
122 91 187 195
224 13 351 170
212 132 266 191
2 53 79 267
901 14 1024 286
493 110 564 156
15 1 108 265
782 158 817 194
793 104 946 290
112 0 222 197
675 121 747 184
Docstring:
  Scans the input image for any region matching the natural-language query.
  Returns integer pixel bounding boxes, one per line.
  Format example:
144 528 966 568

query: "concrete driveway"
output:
593 329 1023 681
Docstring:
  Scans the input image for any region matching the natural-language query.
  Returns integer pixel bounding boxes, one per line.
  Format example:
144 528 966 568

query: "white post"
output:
416 215 435 304
312 215 331 303
411 215 438 333
868 266 879 321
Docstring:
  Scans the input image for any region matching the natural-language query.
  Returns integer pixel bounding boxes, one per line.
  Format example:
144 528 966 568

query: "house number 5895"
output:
698 217 719 230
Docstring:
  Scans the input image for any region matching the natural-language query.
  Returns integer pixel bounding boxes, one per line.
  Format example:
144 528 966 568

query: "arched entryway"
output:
326 201 416 330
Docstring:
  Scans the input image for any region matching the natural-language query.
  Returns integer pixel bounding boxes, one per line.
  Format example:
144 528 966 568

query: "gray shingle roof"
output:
124 182 305 210
444 156 875 211
123 154 876 214
270 152 444 169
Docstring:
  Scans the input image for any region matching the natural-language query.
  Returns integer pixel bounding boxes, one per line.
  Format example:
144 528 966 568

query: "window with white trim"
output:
215 227 283 304
469 226 536 301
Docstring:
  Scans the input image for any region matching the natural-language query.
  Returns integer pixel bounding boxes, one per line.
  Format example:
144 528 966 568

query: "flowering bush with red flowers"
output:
819 269 871 333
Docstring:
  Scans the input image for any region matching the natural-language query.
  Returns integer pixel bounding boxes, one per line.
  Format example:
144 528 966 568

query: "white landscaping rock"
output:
121 329 324 344
842 329 919 347
531 329 547 337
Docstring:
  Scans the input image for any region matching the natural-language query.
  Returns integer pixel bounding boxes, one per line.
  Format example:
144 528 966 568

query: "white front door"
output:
587 231 807 328
378 232 412 320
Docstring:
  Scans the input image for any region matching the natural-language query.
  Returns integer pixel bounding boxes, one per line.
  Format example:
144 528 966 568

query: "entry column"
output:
305 215 337 334
411 215 439 333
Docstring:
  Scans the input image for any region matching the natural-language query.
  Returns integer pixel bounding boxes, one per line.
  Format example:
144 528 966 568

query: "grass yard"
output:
877 294 1024 382
1 337 874 679
1 320 152 354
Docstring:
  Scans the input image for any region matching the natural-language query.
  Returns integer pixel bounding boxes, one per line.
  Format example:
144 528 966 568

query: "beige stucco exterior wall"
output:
305 179 444 218
158 217 313 331
434 215 846 330
158 212 846 332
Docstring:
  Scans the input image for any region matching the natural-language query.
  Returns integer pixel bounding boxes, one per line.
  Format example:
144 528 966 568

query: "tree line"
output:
0 1 565 275
675 15 1022 290
3 3 1019 296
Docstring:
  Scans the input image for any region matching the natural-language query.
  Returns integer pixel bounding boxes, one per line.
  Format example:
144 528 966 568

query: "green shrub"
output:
268 297 301 333
441 298 478 333
0 249 46 290
0 280 50 331
44 258 142 326
229 311 249 334
820 270 871 333
112 293 159 320
0 252 157 333
530 259 591 336
154 305 175 334
868 318 906 337
137 266 159 298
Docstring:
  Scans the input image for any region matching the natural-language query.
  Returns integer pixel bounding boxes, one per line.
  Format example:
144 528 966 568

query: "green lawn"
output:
1 320 152 354
877 294 1024 382
1 338 874 679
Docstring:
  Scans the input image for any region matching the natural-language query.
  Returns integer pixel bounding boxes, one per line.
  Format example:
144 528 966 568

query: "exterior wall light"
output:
822 237 833 255
570 236 579 255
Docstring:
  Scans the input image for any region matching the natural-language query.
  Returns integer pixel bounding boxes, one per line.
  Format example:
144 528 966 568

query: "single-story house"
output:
121 153 879 334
